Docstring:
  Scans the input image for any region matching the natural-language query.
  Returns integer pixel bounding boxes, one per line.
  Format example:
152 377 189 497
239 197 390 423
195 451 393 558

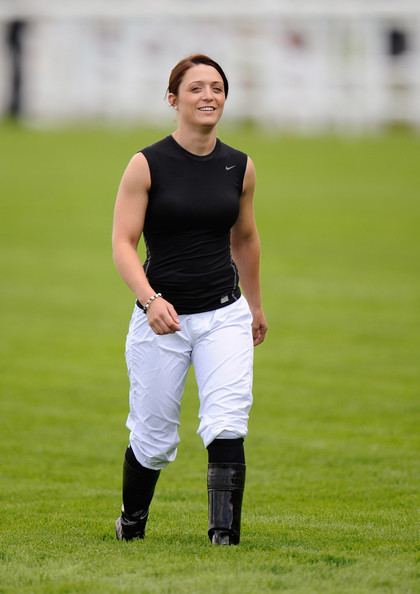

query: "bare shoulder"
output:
120 152 151 193
242 156 256 195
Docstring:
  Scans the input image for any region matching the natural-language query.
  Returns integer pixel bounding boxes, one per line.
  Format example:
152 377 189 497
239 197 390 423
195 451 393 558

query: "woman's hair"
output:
167 54 229 98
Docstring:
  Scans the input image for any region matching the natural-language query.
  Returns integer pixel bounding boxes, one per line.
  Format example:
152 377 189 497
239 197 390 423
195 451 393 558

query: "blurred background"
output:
1 0 420 132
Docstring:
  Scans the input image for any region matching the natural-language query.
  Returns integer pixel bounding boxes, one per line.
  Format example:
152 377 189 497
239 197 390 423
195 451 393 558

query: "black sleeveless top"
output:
139 135 248 314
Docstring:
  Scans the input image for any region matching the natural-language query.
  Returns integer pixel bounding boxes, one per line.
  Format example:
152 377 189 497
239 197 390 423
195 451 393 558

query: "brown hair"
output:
167 54 229 98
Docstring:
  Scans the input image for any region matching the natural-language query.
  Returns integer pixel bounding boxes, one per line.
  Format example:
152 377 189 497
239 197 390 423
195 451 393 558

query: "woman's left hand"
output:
251 309 268 346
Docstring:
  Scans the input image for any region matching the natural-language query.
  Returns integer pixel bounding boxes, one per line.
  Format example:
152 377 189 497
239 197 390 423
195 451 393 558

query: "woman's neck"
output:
171 126 217 156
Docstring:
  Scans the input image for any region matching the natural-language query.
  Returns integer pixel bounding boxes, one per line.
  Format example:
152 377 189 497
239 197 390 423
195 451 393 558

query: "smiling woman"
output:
112 53 268 546
167 55 228 148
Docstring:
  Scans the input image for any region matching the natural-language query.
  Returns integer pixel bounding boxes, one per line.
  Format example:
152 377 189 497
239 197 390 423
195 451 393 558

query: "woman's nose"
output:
201 86 213 100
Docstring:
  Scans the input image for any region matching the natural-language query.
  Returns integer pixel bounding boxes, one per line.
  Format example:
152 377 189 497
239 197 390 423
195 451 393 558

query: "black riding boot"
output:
115 446 160 541
207 462 246 545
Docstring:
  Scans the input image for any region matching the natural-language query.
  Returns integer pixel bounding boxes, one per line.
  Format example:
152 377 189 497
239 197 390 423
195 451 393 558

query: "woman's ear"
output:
168 93 177 110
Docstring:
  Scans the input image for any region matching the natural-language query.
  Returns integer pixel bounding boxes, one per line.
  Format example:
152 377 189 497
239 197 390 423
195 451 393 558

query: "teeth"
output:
199 107 215 111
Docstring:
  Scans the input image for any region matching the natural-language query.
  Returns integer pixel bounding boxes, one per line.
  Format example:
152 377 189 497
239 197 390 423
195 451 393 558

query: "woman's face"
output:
168 64 226 128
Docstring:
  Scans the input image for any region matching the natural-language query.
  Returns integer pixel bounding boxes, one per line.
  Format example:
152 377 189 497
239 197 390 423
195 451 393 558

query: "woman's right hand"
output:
146 297 181 334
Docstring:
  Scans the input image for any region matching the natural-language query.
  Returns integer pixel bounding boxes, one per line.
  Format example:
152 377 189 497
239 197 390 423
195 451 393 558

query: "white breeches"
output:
125 296 254 470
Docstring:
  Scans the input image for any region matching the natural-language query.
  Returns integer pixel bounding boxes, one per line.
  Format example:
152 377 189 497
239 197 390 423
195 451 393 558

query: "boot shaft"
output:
116 447 161 541
207 462 246 545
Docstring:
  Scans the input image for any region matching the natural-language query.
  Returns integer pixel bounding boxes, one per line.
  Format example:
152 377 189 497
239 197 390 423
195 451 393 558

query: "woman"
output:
112 54 267 545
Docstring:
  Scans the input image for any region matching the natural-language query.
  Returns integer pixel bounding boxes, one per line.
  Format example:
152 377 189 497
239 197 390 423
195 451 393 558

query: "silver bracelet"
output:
143 292 162 312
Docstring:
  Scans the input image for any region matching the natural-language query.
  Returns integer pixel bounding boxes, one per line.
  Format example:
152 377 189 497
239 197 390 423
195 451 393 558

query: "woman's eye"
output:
213 87 223 93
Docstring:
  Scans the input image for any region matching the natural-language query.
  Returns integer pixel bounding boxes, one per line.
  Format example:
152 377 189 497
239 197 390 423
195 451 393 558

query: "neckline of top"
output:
168 135 220 160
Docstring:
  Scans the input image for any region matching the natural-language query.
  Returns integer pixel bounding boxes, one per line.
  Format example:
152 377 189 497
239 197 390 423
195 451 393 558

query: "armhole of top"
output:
137 149 153 193
239 153 249 195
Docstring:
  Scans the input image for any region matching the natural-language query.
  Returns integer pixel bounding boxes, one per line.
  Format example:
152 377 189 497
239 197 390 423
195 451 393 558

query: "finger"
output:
167 303 180 324
149 302 180 333
154 311 181 334
252 327 259 346
161 311 180 333
252 324 260 342
150 318 171 335
155 303 180 332
165 315 180 332
253 325 267 346
153 325 173 335
151 323 162 335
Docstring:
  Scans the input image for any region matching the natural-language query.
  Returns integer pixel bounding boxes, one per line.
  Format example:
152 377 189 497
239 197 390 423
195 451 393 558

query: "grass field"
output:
0 123 419 594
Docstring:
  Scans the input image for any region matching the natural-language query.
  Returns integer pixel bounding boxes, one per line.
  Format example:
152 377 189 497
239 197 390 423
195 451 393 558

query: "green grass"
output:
0 122 419 593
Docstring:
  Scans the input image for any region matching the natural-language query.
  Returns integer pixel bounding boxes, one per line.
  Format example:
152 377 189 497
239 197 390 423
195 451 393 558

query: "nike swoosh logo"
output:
225 165 236 171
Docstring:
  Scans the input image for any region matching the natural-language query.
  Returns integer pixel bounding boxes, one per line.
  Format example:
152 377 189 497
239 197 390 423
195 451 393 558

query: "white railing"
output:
1 1 419 130
1 0 420 19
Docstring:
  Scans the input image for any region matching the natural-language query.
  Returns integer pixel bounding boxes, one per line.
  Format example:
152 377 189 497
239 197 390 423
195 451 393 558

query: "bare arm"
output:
112 153 180 334
231 157 268 346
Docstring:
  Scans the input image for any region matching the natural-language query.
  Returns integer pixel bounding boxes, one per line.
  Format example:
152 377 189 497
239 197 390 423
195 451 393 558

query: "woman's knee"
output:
129 435 178 470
